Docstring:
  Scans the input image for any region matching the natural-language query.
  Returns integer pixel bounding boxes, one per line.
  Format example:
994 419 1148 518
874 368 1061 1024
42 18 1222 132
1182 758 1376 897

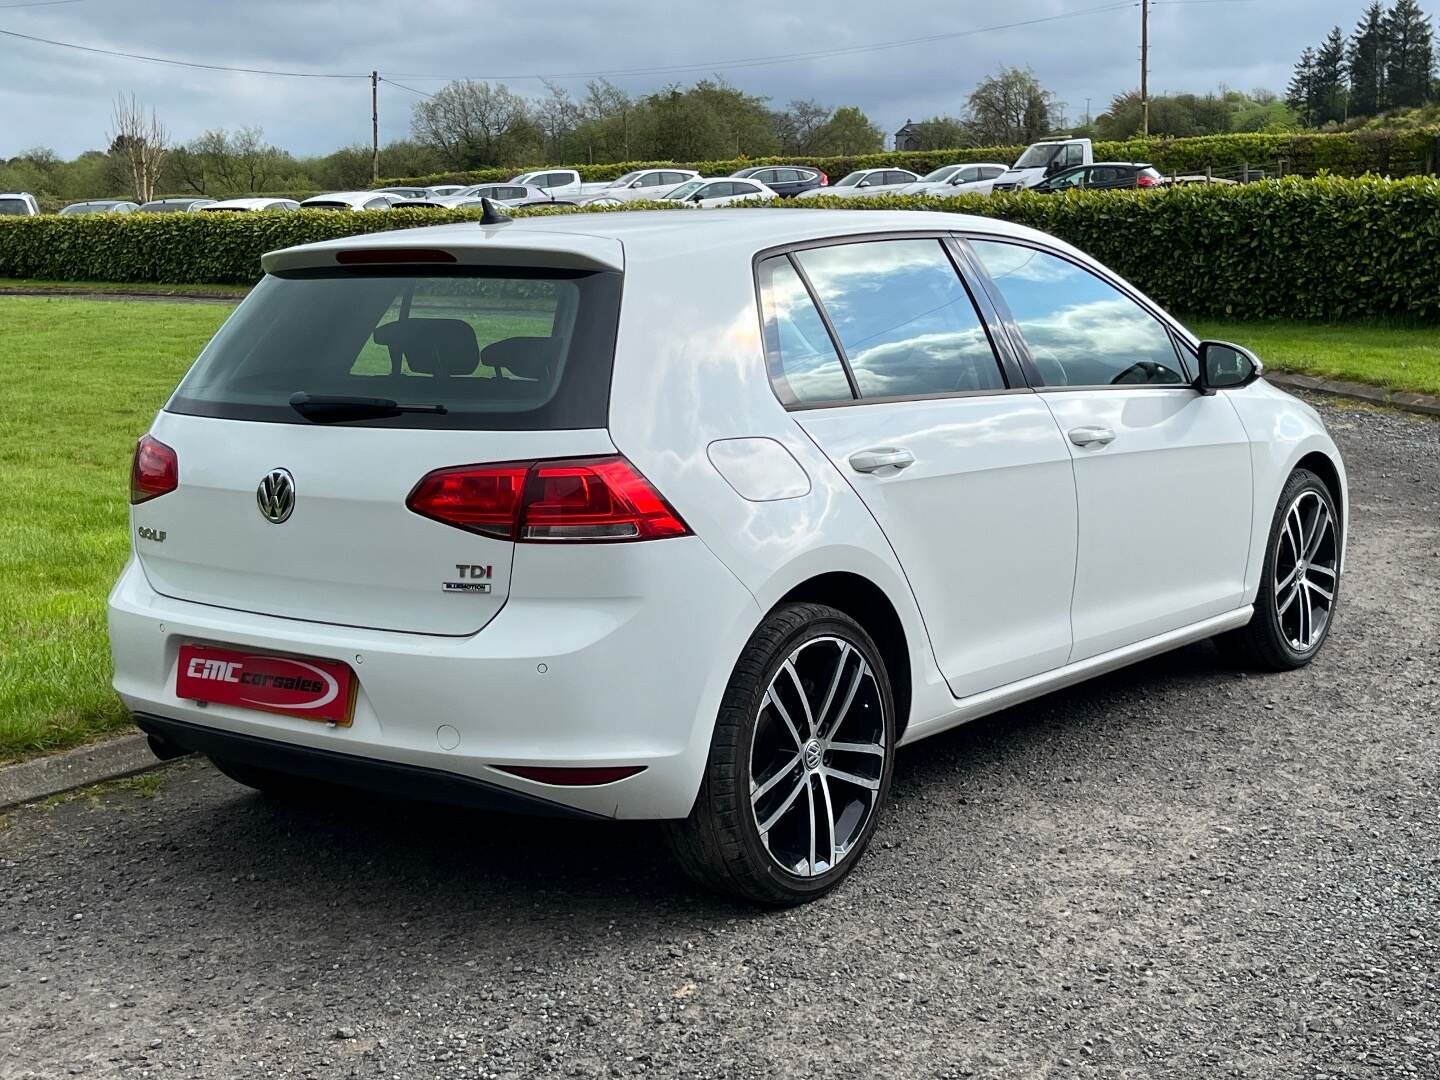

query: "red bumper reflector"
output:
495 764 647 786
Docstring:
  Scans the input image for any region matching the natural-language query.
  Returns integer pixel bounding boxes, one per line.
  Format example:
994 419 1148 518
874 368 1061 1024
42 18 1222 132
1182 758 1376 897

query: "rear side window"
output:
793 239 1005 397
168 268 622 430
757 257 853 406
970 239 1185 387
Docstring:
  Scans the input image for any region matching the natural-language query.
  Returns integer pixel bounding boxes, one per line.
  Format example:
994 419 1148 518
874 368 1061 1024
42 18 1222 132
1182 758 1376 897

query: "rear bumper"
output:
108 537 761 820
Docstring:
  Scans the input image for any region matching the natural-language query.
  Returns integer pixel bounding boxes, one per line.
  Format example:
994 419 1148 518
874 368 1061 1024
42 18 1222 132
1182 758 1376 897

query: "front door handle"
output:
848 447 915 474
1068 426 1116 448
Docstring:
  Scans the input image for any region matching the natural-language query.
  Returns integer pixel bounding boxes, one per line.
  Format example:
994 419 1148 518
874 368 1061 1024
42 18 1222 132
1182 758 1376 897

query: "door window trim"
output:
962 232 1198 389
752 231 1023 411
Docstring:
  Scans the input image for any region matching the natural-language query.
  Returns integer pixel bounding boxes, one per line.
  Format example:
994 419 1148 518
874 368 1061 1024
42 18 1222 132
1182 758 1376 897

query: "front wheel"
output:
1216 468 1341 670
666 603 896 906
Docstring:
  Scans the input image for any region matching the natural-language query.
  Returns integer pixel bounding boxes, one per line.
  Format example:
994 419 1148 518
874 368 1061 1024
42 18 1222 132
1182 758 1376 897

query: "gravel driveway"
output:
2 393 1437 1080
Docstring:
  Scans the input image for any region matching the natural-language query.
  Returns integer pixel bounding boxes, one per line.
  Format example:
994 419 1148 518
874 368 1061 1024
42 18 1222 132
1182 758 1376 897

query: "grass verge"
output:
1187 318 1440 397
0 277 250 299
0 296 234 762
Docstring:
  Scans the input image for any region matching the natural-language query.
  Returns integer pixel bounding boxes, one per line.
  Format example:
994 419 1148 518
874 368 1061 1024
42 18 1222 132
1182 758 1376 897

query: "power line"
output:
380 77 434 100
0 26 368 78
0 0 89 8
384 1 1141 82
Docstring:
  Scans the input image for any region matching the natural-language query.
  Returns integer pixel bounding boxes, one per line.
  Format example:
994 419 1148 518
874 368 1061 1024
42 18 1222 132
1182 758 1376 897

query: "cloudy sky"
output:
0 0 1368 159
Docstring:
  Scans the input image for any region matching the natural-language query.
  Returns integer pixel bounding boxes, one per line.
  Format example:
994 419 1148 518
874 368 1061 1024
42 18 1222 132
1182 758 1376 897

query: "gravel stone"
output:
0 392 1436 1079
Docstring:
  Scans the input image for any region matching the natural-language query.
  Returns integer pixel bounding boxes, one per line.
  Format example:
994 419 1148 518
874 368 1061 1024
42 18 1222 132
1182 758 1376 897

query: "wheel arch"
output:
1295 449 1345 538
774 572 914 740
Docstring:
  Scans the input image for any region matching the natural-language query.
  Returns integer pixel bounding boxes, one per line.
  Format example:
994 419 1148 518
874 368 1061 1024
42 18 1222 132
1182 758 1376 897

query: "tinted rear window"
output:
167 268 622 430
0 199 31 216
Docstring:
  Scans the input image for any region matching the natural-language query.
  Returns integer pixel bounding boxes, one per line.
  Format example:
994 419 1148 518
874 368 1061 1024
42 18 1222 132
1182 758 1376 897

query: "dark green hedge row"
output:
384 129 1440 187
3 177 1438 320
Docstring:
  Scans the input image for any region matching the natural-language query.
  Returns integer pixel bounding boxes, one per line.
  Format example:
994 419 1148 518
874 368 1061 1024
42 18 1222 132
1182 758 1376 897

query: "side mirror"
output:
690 192 704 203
1196 340 1263 394
630 180 644 188
1045 159 1063 176
858 179 871 188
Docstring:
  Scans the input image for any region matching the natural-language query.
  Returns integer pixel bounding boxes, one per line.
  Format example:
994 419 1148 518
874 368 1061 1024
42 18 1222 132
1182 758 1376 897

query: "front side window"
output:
970 239 1186 387
1062 143 1085 167
1046 168 1086 191
757 256 852 406
793 239 1005 398
833 171 864 188
665 181 703 200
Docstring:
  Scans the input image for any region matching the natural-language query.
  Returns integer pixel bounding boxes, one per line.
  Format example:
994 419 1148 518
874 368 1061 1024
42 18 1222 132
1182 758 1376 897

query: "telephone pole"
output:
370 71 379 184
1140 0 1150 136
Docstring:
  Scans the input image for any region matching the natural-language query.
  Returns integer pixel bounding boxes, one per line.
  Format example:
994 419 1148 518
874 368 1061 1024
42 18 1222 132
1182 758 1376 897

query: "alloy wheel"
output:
749 636 887 878
1273 489 1338 652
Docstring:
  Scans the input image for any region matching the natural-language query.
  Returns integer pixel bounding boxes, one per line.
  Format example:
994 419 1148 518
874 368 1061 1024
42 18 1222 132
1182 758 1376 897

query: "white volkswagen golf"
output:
110 208 1346 905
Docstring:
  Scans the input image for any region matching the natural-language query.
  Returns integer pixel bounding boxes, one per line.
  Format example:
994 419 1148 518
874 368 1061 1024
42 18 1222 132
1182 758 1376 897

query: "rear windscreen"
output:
167 267 623 430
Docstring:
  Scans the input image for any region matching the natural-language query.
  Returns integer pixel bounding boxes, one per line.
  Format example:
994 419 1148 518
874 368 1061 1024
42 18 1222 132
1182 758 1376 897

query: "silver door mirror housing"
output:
1196 340 1264 394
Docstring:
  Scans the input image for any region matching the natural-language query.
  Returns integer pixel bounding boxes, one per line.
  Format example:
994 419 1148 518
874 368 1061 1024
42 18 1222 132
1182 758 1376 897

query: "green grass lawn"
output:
0 277 251 299
1188 318 1440 397
0 296 233 761
0 295 1436 764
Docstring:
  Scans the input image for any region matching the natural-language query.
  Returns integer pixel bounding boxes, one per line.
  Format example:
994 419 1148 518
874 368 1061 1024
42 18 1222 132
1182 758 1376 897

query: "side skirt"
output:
900 607 1253 746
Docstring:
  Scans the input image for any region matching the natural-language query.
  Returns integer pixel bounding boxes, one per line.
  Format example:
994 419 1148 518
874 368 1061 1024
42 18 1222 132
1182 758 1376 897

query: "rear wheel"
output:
1216 468 1340 670
666 603 896 906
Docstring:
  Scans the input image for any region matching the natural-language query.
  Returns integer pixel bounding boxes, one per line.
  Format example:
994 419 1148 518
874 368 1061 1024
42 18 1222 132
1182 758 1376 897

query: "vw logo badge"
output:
256 468 296 524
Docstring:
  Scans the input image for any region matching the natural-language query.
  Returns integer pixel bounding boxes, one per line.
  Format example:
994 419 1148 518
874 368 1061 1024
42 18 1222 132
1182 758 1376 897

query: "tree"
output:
965 68 1060 145
169 127 291 195
108 92 169 203
1383 0 1435 109
908 116 970 150
1097 91 1232 138
410 80 537 168
772 99 832 155
1349 1 1388 116
1288 47 1319 125
1313 26 1350 124
535 82 581 159
810 106 884 155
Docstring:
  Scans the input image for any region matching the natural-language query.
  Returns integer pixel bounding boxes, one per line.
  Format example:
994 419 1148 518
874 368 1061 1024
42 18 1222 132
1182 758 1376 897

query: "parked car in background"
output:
900 163 1009 196
990 137 1094 192
375 186 429 200
299 192 397 211
1031 163 1163 193
0 192 40 216
200 198 300 213
795 169 919 200
138 197 217 213
456 184 564 206
510 169 585 198
583 169 701 202
425 185 465 197
661 178 778 208
731 165 827 198
59 199 140 215
112 208 1347 906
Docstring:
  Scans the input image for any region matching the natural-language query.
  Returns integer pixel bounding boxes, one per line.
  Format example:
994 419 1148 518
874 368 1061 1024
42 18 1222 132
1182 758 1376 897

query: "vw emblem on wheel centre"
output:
256 468 296 524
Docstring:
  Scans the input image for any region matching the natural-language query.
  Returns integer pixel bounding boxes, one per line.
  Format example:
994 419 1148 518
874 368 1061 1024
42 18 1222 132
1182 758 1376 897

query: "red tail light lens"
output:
819 172 830 186
130 435 178 504
1137 173 1157 187
407 456 690 543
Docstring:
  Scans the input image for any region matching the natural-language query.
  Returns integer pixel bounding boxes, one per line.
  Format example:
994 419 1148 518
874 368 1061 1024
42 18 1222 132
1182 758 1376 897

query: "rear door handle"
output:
848 447 915 474
1068 426 1116 448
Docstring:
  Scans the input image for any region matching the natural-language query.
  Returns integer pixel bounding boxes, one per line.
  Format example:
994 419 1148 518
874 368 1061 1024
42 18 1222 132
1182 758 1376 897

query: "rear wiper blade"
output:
288 392 447 422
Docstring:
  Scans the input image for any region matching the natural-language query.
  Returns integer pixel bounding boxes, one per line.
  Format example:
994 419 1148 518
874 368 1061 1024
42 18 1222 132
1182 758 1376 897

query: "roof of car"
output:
203 198 295 210
263 208 1059 276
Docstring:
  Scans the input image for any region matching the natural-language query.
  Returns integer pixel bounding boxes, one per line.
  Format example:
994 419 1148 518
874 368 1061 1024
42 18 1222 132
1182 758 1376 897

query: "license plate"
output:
176 644 356 726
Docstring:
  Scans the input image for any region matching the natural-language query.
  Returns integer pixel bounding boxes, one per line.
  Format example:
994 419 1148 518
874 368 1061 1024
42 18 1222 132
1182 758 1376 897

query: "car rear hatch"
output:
132 236 625 636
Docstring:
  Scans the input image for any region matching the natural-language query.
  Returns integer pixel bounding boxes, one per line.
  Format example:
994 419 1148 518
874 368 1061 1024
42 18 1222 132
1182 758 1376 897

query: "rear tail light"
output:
1137 173 1157 187
819 171 829 186
130 435 178 504
407 455 690 542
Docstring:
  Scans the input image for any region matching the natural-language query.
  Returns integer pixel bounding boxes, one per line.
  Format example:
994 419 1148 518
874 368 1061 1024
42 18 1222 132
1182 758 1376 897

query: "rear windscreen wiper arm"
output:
288 392 448 422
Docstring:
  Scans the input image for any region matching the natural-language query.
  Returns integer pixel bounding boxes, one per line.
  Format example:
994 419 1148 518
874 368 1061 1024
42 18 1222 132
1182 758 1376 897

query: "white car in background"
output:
586 168 701 202
900 162 1010 196
0 192 41 216
112 208 1345 906
299 192 397 211
200 198 300 213
661 177 778 208
425 185 466 197
795 168 920 200
510 169 586 198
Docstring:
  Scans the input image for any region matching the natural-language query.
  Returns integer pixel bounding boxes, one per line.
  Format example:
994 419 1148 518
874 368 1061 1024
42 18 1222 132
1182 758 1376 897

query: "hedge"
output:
2 177 1438 320
381 128 1440 188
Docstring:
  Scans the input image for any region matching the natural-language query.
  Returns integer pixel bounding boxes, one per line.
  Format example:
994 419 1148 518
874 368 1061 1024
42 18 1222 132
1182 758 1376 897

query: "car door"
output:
696 182 732 208
969 237 1253 661
1087 166 1123 190
758 237 1079 699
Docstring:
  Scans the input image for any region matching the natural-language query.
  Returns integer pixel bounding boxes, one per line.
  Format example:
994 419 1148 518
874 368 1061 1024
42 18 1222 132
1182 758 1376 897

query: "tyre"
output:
1216 468 1341 671
666 602 896 906
208 755 317 798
